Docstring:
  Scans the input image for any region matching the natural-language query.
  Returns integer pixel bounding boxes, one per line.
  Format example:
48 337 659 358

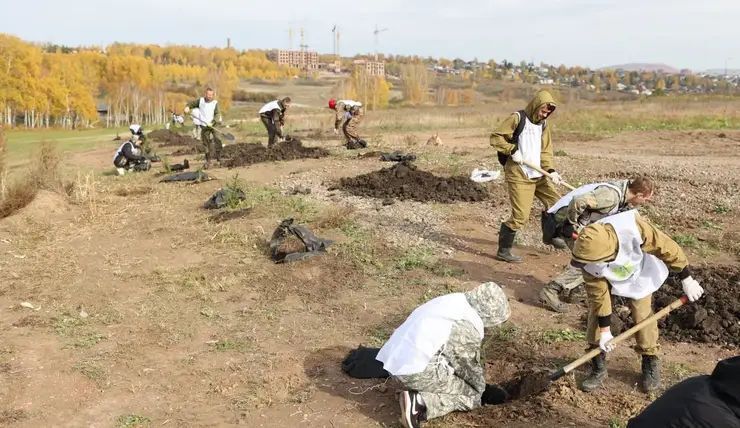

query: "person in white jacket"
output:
376 282 511 428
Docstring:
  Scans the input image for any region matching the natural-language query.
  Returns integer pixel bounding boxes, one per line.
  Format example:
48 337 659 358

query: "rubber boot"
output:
551 237 568 249
203 153 211 170
581 351 608 392
495 224 522 263
641 355 661 393
539 283 570 313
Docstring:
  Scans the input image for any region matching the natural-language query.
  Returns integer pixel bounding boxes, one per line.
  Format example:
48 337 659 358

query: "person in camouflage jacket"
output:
376 282 511 428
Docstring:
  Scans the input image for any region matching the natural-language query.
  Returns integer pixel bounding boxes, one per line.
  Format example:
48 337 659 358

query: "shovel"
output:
189 114 235 141
522 160 576 191
504 295 690 400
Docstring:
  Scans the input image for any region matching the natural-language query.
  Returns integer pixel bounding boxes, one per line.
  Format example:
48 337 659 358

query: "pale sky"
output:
2 0 737 71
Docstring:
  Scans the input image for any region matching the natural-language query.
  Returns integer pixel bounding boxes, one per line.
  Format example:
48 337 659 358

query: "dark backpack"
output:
497 110 547 166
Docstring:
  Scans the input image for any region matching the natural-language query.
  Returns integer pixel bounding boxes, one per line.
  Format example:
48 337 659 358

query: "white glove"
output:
549 171 563 185
598 330 615 353
333 128 339 135
681 276 704 302
510 151 523 164
183 106 190 114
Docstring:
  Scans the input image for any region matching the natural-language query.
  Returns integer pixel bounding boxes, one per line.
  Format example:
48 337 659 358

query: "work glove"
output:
333 128 339 135
681 276 704 302
510 150 523 164
561 221 580 240
184 106 190 114
549 171 563 185
599 329 615 353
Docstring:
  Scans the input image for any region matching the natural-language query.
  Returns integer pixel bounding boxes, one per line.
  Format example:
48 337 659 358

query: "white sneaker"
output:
116 168 126 176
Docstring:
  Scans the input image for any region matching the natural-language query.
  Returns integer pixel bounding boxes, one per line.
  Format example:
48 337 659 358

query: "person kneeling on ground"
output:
376 282 511 428
571 209 704 394
627 355 740 428
258 97 291 147
539 176 656 313
113 125 150 175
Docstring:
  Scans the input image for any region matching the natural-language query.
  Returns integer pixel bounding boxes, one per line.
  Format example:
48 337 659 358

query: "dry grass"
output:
313 203 356 230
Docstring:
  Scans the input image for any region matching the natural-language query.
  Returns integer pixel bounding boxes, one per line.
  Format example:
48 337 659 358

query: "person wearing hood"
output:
539 176 656 313
376 282 511 428
490 90 562 263
113 124 150 175
570 209 705 394
328 99 364 146
627 355 740 428
184 88 222 169
259 97 292 147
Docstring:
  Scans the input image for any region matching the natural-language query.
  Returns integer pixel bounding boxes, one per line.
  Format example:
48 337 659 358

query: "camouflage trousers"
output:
394 353 482 420
342 109 364 142
551 264 584 291
200 127 222 161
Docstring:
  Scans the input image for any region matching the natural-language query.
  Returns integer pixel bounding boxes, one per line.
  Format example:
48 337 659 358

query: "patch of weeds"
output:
402 134 419 147
371 132 385 146
541 328 585 344
554 149 569 157
334 221 377 268
113 186 153 197
396 245 435 270
428 262 465 277
713 205 731 214
213 339 253 352
53 313 87 338
222 173 249 210
447 154 463 176
489 324 520 342
66 333 107 349
314 203 355 230
700 220 722 230
420 282 460 303
608 417 627 428
670 362 697 378
672 234 697 247
73 357 109 388
368 325 395 348
117 414 152 428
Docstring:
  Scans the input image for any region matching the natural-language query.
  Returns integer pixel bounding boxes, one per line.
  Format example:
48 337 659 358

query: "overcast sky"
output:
2 0 736 71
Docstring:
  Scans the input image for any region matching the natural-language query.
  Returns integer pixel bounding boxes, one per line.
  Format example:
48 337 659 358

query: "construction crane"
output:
288 26 293 50
374 25 388 61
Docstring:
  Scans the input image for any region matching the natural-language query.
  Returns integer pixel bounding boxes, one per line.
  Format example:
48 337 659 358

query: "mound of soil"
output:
147 129 200 147
332 161 489 203
221 138 330 168
170 146 203 156
594 266 740 348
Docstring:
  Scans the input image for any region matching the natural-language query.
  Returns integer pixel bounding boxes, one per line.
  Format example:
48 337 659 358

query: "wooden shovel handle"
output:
521 160 576 191
551 295 689 380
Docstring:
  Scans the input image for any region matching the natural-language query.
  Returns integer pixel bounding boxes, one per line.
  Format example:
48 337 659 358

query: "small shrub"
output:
0 182 38 219
314 204 356 229
713 205 731 214
554 149 569 157
673 234 697 247
402 134 419 147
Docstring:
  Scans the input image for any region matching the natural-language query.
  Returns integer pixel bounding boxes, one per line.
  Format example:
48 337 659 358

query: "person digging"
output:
376 282 511 428
258 97 291 147
183 87 222 169
570 209 705 393
112 124 150 175
329 99 366 148
490 90 563 263
539 176 656 313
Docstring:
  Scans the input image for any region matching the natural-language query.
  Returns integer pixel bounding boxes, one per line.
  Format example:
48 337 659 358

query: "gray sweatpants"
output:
394 354 482 420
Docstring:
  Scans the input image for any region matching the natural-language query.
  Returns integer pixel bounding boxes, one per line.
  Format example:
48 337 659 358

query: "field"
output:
1 84 740 428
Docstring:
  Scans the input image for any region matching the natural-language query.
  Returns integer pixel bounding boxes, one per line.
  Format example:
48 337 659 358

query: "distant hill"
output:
599 63 680 73
700 69 740 76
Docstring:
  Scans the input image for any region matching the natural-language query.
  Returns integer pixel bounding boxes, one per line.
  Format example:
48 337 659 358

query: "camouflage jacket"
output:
566 179 630 226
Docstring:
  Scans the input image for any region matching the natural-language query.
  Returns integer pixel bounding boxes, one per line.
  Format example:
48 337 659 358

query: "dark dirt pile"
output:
591 266 740 348
147 129 200 147
221 138 330 168
331 161 489 203
500 369 552 400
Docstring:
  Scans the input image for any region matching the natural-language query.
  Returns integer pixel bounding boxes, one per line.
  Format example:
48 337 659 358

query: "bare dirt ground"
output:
1 124 739 428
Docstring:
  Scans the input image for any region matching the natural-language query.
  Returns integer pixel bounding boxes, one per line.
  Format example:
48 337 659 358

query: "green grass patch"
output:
541 328 586 344
672 234 697 247
117 414 152 428
5 127 129 165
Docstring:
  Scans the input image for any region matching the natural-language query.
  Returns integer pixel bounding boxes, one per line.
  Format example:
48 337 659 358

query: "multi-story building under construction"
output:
267 50 319 70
